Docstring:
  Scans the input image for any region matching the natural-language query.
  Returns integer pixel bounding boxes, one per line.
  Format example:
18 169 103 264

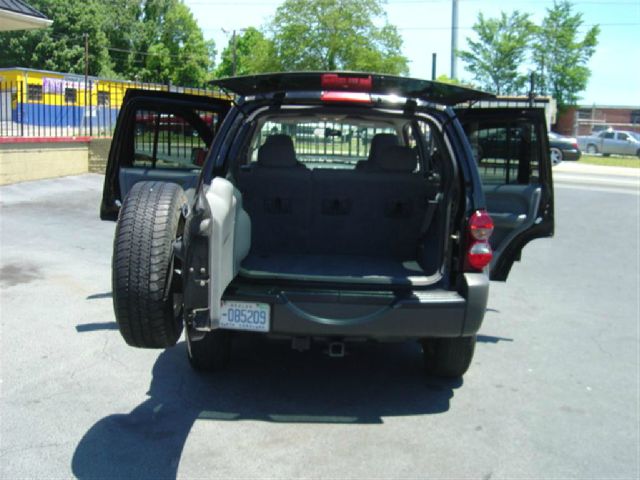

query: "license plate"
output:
219 301 270 332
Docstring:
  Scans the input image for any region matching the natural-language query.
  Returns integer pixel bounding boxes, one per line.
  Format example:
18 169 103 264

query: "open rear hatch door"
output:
457 107 554 281
211 71 495 105
101 89 231 220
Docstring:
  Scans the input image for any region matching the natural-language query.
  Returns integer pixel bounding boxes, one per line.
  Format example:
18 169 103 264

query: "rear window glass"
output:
247 115 437 172
251 119 395 169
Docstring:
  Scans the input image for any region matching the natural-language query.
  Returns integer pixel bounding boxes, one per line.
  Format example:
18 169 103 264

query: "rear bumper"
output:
219 273 489 339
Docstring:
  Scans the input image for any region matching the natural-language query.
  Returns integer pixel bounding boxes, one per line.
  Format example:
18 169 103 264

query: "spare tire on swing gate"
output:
111 181 187 348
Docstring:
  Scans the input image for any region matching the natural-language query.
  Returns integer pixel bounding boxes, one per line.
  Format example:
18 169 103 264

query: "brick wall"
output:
89 138 111 174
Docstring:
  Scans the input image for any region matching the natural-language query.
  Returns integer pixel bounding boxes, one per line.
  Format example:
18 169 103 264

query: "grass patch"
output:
579 154 640 168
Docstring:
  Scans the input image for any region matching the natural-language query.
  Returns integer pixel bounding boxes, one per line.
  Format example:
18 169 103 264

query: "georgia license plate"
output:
219 301 270 332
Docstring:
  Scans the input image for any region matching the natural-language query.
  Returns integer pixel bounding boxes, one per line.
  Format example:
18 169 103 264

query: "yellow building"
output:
0 67 220 135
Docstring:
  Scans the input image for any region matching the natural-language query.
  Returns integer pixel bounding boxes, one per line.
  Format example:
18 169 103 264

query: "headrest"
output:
376 145 418 172
257 134 298 167
368 133 400 161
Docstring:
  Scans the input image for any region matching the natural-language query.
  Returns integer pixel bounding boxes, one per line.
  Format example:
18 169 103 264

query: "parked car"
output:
134 111 215 136
577 129 640 157
548 131 581 164
100 72 554 379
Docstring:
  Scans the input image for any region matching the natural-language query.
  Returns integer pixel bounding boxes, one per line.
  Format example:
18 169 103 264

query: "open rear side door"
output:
101 89 231 220
458 107 554 281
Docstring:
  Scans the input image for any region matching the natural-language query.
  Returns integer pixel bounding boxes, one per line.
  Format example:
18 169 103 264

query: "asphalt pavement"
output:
0 168 638 479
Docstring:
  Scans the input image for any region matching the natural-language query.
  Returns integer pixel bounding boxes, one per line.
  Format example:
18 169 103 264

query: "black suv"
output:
101 72 554 378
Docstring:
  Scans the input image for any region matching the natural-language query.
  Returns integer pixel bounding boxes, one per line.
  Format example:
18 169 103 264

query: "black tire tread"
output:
112 181 185 348
187 330 231 372
422 335 476 378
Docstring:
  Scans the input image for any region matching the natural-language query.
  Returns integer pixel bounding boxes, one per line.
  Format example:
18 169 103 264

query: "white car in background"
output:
577 129 640 157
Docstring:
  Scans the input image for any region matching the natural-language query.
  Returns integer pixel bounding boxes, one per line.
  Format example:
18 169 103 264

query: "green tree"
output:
135 0 214 85
101 0 145 79
458 11 534 95
0 0 214 86
215 28 278 77
0 0 114 76
269 0 408 75
532 1 599 109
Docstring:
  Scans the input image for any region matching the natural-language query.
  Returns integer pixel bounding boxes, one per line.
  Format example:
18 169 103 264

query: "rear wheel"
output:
187 329 231 371
421 335 476 378
112 181 186 348
586 144 598 154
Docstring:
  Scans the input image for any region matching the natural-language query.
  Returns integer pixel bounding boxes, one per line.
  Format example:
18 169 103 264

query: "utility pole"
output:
431 53 437 81
450 0 458 80
232 30 237 76
222 28 243 76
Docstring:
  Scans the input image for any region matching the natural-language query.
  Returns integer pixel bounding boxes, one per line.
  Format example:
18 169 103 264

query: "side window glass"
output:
132 108 216 169
408 121 434 173
471 122 539 185
603 132 615 139
618 133 628 141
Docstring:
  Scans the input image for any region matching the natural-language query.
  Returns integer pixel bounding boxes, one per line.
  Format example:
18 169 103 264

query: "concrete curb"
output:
554 161 640 177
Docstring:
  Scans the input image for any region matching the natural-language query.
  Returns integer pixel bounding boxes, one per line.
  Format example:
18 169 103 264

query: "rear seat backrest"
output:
371 145 418 173
360 145 428 257
311 145 430 258
256 134 300 168
355 133 399 171
236 134 311 254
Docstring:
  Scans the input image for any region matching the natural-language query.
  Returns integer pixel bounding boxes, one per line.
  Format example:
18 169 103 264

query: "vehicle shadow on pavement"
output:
71 336 461 479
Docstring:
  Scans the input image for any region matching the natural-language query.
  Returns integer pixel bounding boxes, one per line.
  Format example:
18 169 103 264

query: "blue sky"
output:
184 0 640 106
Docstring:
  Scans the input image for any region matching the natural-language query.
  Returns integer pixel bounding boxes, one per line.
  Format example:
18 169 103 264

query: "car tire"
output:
421 335 476 378
187 329 231 372
550 147 563 165
586 144 598 154
112 181 186 348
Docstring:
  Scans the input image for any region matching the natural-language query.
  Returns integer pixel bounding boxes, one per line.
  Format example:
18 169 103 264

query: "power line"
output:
395 22 639 30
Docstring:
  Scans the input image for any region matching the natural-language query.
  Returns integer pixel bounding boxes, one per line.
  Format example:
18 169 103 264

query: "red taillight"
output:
320 91 372 103
467 241 493 270
321 74 372 91
572 142 579 149
466 210 494 271
469 210 494 241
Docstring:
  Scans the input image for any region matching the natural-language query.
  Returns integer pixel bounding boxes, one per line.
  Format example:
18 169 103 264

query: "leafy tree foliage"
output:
268 0 408 75
0 0 114 76
0 0 214 86
134 0 213 85
215 28 278 78
532 1 599 109
458 11 534 95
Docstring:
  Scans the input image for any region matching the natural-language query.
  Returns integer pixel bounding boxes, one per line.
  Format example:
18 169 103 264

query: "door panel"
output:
458 107 554 281
484 184 541 261
101 89 231 221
